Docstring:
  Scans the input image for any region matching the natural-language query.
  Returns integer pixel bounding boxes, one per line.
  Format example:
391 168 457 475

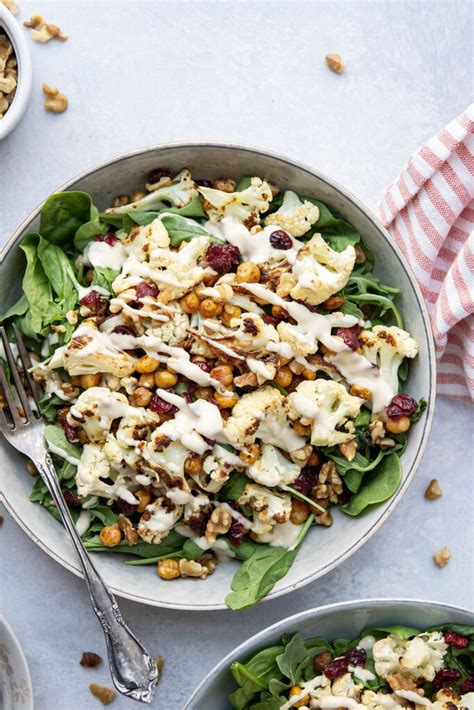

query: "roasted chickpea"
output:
113 194 130 207
138 373 155 389
271 305 287 319
293 420 312 436
290 499 310 525
386 416 411 434
131 189 147 202
184 455 202 475
288 686 309 708
213 390 239 409
135 489 151 513
202 273 219 286
323 295 345 310
99 525 122 547
349 384 371 400
274 366 293 388
221 303 242 327
70 375 82 386
154 370 178 388
240 443 260 465
210 365 234 387
194 386 213 400
236 262 261 283
80 373 102 388
199 298 220 318
135 355 159 374
302 368 316 380
130 387 153 407
180 292 200 313
157 558 181 580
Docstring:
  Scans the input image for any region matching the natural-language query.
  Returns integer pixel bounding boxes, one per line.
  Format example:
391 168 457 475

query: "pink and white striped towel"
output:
378 105 474 404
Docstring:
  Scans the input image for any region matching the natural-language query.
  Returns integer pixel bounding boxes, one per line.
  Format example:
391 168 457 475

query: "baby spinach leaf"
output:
236 176 252 191
123 550 183 565
163 195 207 218
37 238 79 314
222 471 253 501
0 294 29 323
248 698 283 709
304 198 361 250
342 452 402 516
362 624 420 640
44 424 81 462
276 632 307 683
161 214 211 247
93 267 119 292
410 398 427 422
425 624 474 636
84 529 186 557
182 538 205 560
20 234 56 335
40 192 99 246
226 537 259 561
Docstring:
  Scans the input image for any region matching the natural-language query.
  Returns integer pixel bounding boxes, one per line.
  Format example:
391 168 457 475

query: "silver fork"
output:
0 325 159 704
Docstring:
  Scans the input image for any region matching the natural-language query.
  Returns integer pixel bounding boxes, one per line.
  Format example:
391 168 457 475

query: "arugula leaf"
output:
92 267 119 291
305 198 361 250
342 452 402 516
44 424 81 463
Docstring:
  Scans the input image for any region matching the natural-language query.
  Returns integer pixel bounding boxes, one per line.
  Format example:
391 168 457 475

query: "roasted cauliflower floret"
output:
67 387 132 443
119 217 170 262
290 232 356 305
224 385 305 452
75 443 134 502
57 321 135 377
247 444 300 487
332 672 363 700
432 688 474 710
230 312 279 352
107 169 198 214
198 177 272 223
115 409 160 448
137 497 182 544
150 309 190 345
237 482 292 534
373 632 447 682
264 190 320 237
140 438 191 490
286 379 361 446
359 325 419 393
277 321 318 357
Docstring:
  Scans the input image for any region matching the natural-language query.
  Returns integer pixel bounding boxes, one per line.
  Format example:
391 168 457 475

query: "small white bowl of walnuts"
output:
0 3 32 139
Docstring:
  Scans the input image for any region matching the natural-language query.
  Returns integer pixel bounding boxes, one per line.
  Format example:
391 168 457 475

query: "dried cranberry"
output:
459 673 474 693
202 436 216 447
269 230 292 250
148 167 171 183
262 313 279 326
80 289 102 308
228 520 244 546
116 498 138 516
183 391 194 403
80 652 102 668
205 244 241 274
95 232 116 246
334 325 362 351
112 325 136 336
344 648 367 666
444 631 469 648
63 489 81 506
386 393 418 419
433 668 462 689
195 360 211 373
293 466 319 494
323 657 350 679
149 394 178 414
136 282 159 299
57 415 79 442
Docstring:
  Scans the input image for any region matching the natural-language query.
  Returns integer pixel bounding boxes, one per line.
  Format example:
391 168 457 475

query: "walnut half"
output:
42 83 68 113
204 507 232 544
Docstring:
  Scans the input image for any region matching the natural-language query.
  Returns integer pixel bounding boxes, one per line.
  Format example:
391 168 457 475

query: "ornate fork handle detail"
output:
37 453 158 702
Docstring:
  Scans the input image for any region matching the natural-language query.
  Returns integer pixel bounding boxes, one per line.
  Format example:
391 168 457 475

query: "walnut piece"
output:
42 83 68 113
118 514 139 546
204 507 232 544
326 52 345 74
0 0 19 15
0 33 17 118
433 546 450 567
338 440 357 461
178 557 215 579
369 419 385 445
387 674 420 692
234 371 258 388
80 651 102 668
312 461 343 504
276 272 297 298
89 684 116 705
24 15 68 42
424 479 442 501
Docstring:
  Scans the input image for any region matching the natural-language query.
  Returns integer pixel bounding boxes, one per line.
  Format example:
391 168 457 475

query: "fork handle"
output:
35 453 158 703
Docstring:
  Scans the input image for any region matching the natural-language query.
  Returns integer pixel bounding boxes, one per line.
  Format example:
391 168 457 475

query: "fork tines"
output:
0 325 42 429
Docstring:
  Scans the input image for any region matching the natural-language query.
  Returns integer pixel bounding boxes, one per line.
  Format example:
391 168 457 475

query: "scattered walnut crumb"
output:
42 83 68 113
433 546 451 568
155 656 164 675
0 0 19 15
26 460 38 476
0 32 17 118
89 683 116 705
80 651 102 668
424 479 442 501
325 52 345 74
24 15 68 42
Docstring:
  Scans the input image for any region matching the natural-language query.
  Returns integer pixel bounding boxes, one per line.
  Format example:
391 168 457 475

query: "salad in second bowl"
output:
1 168 425 609
229 623 474 709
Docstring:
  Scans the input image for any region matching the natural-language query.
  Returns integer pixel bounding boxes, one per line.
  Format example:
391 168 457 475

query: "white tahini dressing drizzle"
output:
110 297 170 322
155 389 224 455
207 217 302 265
46 441 81 465
256 520 303 549
357 635 376 651
280 675 327 709
75 510 91 536
395 691 432 707
84 240 128 271
348 664 376 682
327 350 395 413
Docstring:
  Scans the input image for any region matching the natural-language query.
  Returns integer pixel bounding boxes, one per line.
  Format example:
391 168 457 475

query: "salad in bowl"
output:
0 166 426 610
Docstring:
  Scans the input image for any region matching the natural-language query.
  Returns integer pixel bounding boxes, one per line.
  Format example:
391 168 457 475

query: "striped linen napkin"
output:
378 105 474 404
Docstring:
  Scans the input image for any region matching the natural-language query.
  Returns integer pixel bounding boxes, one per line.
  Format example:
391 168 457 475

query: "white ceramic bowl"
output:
0 616 34 710
0 5 32 140
0 143 436 610
185 599 474 708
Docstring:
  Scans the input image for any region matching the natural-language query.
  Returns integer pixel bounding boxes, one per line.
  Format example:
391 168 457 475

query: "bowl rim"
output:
0 141 437 610
0 5 33 141
184 597 474 707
